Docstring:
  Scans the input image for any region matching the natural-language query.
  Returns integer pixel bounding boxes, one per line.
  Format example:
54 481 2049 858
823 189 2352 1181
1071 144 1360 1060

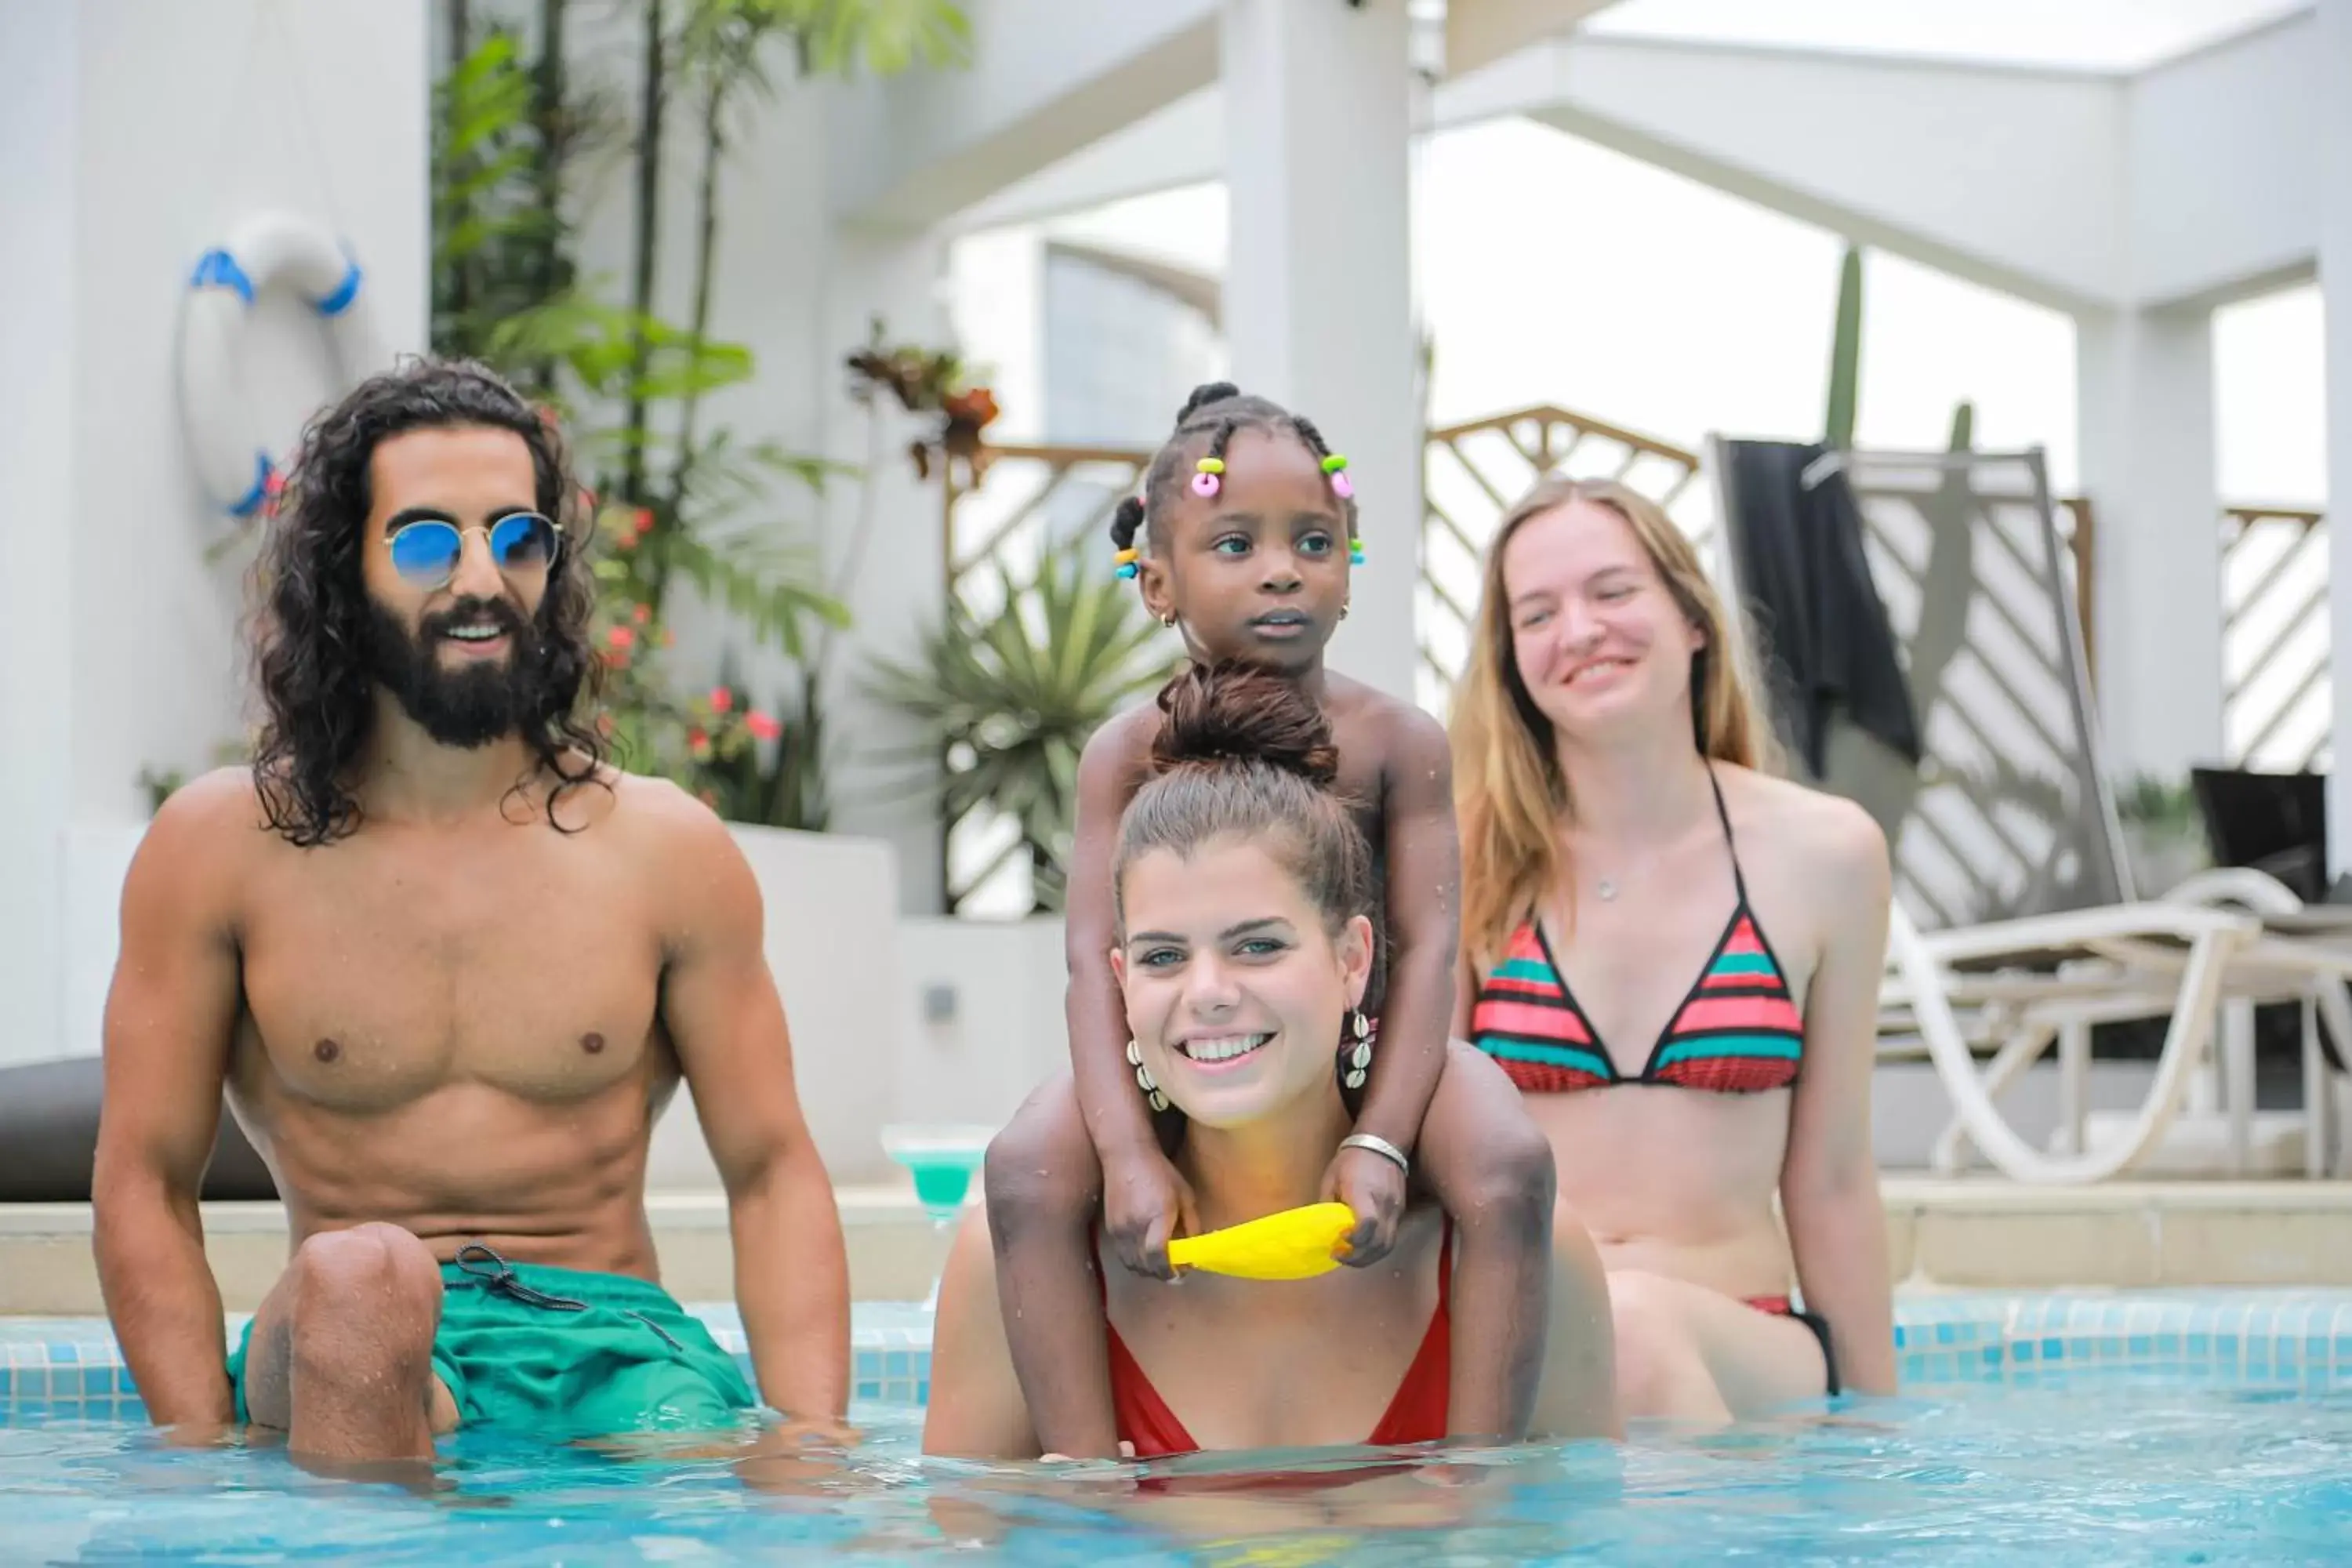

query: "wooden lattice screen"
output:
1417 405 1707 715
2222 505 2332 773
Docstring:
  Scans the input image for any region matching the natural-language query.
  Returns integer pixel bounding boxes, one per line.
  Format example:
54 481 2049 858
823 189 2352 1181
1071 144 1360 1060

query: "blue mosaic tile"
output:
10 1290 2352 1414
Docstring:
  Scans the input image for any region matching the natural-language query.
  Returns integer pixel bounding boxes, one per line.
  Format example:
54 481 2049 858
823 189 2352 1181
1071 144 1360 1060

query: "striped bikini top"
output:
1470 769 1805 1096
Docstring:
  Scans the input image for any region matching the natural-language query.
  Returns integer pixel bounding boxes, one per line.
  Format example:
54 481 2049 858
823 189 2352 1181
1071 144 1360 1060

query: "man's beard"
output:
362 594 546 750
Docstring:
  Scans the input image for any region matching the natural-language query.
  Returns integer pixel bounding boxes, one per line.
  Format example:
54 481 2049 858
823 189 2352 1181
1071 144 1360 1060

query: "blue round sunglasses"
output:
386 511 564 590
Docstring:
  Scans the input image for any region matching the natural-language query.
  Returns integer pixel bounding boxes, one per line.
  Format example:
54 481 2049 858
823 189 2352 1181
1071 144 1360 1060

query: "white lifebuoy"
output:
176 211 381 521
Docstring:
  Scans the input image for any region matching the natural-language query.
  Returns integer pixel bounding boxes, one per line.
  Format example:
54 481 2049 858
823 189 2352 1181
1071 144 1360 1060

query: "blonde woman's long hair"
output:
1450 476 1780 971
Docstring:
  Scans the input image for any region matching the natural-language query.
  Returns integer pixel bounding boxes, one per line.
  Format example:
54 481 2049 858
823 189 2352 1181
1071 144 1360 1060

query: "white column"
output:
2074 305 2223 782
2323 0 2352 874
1220 0 1421 703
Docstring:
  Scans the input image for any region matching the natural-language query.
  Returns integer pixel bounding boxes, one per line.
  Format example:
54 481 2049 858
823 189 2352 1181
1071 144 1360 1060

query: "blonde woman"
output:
1450 476 1896 1425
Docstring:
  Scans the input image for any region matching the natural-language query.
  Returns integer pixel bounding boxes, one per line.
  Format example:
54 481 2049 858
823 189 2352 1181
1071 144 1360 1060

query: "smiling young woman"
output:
1450 476 1899 1426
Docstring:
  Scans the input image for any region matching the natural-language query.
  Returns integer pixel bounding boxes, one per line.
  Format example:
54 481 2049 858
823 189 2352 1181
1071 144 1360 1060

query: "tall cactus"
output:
1824 243 1864 448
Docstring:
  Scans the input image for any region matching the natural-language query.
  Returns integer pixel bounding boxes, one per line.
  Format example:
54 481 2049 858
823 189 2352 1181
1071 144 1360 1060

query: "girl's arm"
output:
1779 800 1899 1396
1331 708 1461 1260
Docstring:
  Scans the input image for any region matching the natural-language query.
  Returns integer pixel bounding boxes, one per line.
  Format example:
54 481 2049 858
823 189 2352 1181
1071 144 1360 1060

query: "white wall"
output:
2129 14 2323 308
0 0 429 1070
0 1 84 1083
891 917 1069 1128
648 828 911 1185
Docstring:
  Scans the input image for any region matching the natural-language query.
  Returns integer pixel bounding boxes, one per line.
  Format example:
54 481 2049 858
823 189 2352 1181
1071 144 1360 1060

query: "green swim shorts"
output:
227 1243 757 1437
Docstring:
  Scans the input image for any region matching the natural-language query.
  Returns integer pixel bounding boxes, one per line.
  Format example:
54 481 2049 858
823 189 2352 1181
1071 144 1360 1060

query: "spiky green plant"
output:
1824 242 1864 448
868 543 1182 911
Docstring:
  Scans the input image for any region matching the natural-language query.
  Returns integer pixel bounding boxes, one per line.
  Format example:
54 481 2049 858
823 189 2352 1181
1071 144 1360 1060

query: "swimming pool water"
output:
6 1295 2350 1566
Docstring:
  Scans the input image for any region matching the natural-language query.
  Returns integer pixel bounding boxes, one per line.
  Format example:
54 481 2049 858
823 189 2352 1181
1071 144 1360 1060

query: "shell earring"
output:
1126 1039 1169 1112
1341 1010 1372 1090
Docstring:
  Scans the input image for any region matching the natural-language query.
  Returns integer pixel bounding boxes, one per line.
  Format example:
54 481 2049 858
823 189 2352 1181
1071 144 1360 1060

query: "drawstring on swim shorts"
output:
452 1243 589 1310
448 1241 687 1352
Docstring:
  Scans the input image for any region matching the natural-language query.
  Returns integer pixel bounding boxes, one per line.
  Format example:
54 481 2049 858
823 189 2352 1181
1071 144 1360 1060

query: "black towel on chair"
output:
1723 440 1923 777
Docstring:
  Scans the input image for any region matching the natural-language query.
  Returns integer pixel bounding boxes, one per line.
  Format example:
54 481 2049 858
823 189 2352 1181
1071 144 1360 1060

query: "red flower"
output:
688 728 710 758
632 507 655 537
631 604 651 625
607 625 636 650
745 711 782 742
709 687 734 714
944 386 1001 428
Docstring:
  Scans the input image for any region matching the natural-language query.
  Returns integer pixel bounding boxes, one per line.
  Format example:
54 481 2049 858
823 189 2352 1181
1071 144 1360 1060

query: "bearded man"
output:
93 358 848 1462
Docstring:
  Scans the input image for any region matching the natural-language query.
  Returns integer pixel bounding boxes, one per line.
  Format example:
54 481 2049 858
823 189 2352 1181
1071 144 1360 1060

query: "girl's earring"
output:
1341 1011 1372 1090
1127 1039 1169 1112
1161 612 1178 629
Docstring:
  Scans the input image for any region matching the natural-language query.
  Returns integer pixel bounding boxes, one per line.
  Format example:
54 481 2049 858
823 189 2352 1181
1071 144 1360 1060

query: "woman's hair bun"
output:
1176 382 1243 423
1151 661 1339 788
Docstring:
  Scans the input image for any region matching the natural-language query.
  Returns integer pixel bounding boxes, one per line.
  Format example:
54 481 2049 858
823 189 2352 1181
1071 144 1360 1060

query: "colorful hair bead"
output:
1191 456 1224 498
1323 452 1354 499
1114 546 1139 580
1348 536 1367 566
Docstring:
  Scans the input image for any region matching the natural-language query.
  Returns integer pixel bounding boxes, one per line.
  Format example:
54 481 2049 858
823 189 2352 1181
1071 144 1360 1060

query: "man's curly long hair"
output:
247 357 607 847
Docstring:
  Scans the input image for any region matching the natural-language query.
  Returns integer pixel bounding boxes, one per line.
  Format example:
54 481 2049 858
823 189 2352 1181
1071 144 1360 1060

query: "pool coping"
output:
6 1176 2352 1319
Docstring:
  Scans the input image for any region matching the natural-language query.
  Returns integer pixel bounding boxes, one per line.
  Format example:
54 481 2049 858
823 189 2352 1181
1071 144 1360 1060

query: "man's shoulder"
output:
598 768 735 851
126 768 275 920
145 766 270 854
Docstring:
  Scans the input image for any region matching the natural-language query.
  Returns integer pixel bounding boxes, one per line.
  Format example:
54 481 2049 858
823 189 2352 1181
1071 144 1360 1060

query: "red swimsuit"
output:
1102 1221 1454 1457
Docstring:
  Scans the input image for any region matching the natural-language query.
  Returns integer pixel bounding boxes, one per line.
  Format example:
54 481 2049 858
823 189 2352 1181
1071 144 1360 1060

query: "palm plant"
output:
427 0 968 826
868 543 1181 912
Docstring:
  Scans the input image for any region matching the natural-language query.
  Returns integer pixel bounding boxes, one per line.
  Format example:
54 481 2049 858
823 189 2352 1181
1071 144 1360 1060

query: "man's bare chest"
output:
234 837 665 1109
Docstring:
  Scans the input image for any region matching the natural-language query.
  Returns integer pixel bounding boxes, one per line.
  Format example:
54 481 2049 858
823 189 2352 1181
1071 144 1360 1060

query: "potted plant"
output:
869 540 1181 913
2112 771 2211 898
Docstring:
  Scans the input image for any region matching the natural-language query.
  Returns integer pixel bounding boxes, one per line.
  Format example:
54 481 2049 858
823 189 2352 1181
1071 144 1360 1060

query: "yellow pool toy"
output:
1165 1202 1356 1280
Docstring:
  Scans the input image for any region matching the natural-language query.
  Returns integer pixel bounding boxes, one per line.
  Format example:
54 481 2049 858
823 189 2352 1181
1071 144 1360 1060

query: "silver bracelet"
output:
1339 1133 1410 1177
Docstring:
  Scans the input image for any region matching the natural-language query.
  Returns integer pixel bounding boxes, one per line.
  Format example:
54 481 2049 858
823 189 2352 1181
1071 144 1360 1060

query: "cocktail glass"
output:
880 1123 993 1310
